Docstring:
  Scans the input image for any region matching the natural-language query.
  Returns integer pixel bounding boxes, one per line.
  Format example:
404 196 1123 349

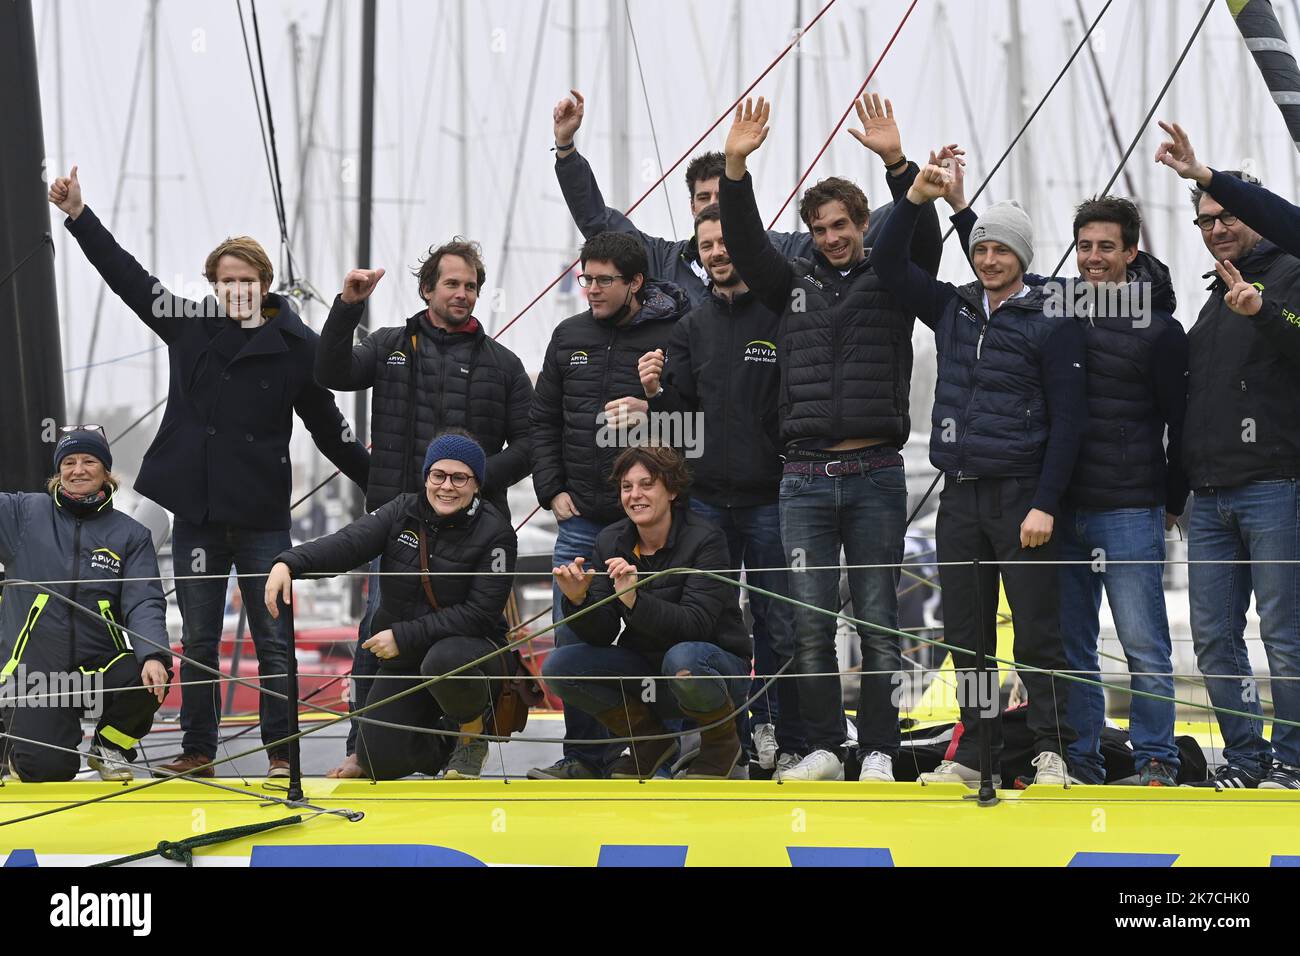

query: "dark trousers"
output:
344 557 382 756
357 636 508 780
935 476 1076 764
172 518 291 760
5 653 165 781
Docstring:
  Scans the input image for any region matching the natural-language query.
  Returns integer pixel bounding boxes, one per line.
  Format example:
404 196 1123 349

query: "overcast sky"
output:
32 0 1300 451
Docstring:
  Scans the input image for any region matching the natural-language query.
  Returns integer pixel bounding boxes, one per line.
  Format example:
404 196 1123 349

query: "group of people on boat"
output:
2 90 1298 792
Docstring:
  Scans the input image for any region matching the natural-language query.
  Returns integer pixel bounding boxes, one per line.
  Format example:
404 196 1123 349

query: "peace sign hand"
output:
1154 120 1212 186
1215 259 1262 316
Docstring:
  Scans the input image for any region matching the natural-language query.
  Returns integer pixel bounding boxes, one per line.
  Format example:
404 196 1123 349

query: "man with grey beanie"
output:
872 154 1087 789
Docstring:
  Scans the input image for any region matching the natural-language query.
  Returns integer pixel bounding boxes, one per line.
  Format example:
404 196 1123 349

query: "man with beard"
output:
635 203 807 774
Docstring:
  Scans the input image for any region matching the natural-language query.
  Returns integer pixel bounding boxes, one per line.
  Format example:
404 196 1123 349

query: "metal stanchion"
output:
971 559 998 807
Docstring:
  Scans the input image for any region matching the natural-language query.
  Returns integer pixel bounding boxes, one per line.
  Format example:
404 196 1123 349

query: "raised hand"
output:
554 89 585 146
725 97 771 162
848 93 903 166
553 555 595 604
938 143 968 211
907 150 953 205
340 267 386 305
48 165 85 220
1154 121 1212 186
1215 259 1263 316
638 349 665 398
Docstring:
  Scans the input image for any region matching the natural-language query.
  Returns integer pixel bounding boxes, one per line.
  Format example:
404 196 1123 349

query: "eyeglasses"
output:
427 469 474 489
59 424 106 437
1193 212 1239 231
577 273 627 289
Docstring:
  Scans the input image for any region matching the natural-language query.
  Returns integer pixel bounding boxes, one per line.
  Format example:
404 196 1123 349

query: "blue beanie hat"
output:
423 432 486 487
53 428 113 473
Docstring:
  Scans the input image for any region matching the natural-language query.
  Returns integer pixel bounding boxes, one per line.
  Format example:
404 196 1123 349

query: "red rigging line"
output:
490 0 843 343
766 0 921 229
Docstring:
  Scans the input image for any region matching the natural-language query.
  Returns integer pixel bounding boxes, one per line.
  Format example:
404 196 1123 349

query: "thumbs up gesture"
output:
48 165 85 220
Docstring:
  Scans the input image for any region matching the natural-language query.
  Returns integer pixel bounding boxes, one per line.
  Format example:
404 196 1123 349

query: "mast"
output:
0 0 66 490
792 0 803 231
459 0 470 234
149 0 160 424
608 3 629 209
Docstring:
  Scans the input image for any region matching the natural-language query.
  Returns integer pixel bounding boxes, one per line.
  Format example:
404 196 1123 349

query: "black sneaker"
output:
1258 764 1300 790
1184 765 1264 790
1139 758 1178 787
525 757 601 780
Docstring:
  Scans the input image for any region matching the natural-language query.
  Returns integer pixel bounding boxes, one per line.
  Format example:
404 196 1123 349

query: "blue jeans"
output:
778 465 907 755
172 518 292 760
542 642 750 733
550 513 623 769
1189 480 1300 773
1059 506 1179 783
345 557 382 756
689 498 807 754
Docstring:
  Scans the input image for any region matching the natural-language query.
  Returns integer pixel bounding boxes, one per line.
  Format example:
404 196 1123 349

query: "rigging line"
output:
1071 0 1152 252
63 343 164 374
110 397 166 444
940 0 1113 244
624 0 678 240
766 0 920 228
938 2 989 193
1050 0 1215 276
250 0 294 275
493 0 553 299
75 25 148 424
290 0 336 248
235 0 297 287
491 0 842 342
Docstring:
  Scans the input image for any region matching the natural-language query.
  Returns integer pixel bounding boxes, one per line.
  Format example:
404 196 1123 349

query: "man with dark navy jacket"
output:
873 156 1085 788
49 166 369 779
1155 121 1300 790
943 161 1188 786
719 95 942 782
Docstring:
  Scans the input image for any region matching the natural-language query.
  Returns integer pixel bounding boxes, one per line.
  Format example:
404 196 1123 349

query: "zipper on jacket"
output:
596 323 620 507
723 307 734 507
98 599 132 652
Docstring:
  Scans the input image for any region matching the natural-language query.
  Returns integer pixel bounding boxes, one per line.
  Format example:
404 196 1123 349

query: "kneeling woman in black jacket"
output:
266 432 516 780
545 446 753 779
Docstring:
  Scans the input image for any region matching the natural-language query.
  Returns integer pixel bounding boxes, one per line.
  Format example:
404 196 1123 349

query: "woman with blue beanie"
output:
266 430 518 779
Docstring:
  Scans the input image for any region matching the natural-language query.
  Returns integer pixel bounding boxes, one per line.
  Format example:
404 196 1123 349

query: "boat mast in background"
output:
0 0 66 492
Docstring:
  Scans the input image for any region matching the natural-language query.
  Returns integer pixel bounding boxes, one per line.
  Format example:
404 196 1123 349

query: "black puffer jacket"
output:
316 298 533 517
718 162 942 449
275 493 517 662
530 282 689 523
560 502 752 668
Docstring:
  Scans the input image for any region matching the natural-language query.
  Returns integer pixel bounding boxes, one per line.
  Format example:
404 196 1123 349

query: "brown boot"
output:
594 700 676 780
152 752 216 779
681 696 742 779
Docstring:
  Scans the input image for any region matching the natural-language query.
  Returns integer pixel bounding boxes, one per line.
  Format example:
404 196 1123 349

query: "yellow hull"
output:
3 779 1298 866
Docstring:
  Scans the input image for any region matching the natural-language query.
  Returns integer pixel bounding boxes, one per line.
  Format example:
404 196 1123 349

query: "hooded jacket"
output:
0 490 171 676
952 207 1190 513
530 281 691 524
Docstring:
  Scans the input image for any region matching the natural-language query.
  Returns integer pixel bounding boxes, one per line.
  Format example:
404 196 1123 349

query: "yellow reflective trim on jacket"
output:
78 651 132 675
98 724 139 750
96 599 132 652
1 594 50 679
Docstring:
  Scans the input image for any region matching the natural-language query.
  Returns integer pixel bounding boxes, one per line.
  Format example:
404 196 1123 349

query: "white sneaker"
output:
918 759 1001 789
1030 751 1068 786
751 723 778 771
775 751 802 776
858 751 895 782
88 744 134 782
777 749 844 781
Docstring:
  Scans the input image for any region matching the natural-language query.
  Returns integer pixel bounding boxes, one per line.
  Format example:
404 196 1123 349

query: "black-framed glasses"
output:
427 469 473 489
59 424 106 437
577 273 627 289
1194 212 1239 231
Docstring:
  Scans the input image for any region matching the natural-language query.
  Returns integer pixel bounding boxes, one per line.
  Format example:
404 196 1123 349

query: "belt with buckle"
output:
782 446 903 478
